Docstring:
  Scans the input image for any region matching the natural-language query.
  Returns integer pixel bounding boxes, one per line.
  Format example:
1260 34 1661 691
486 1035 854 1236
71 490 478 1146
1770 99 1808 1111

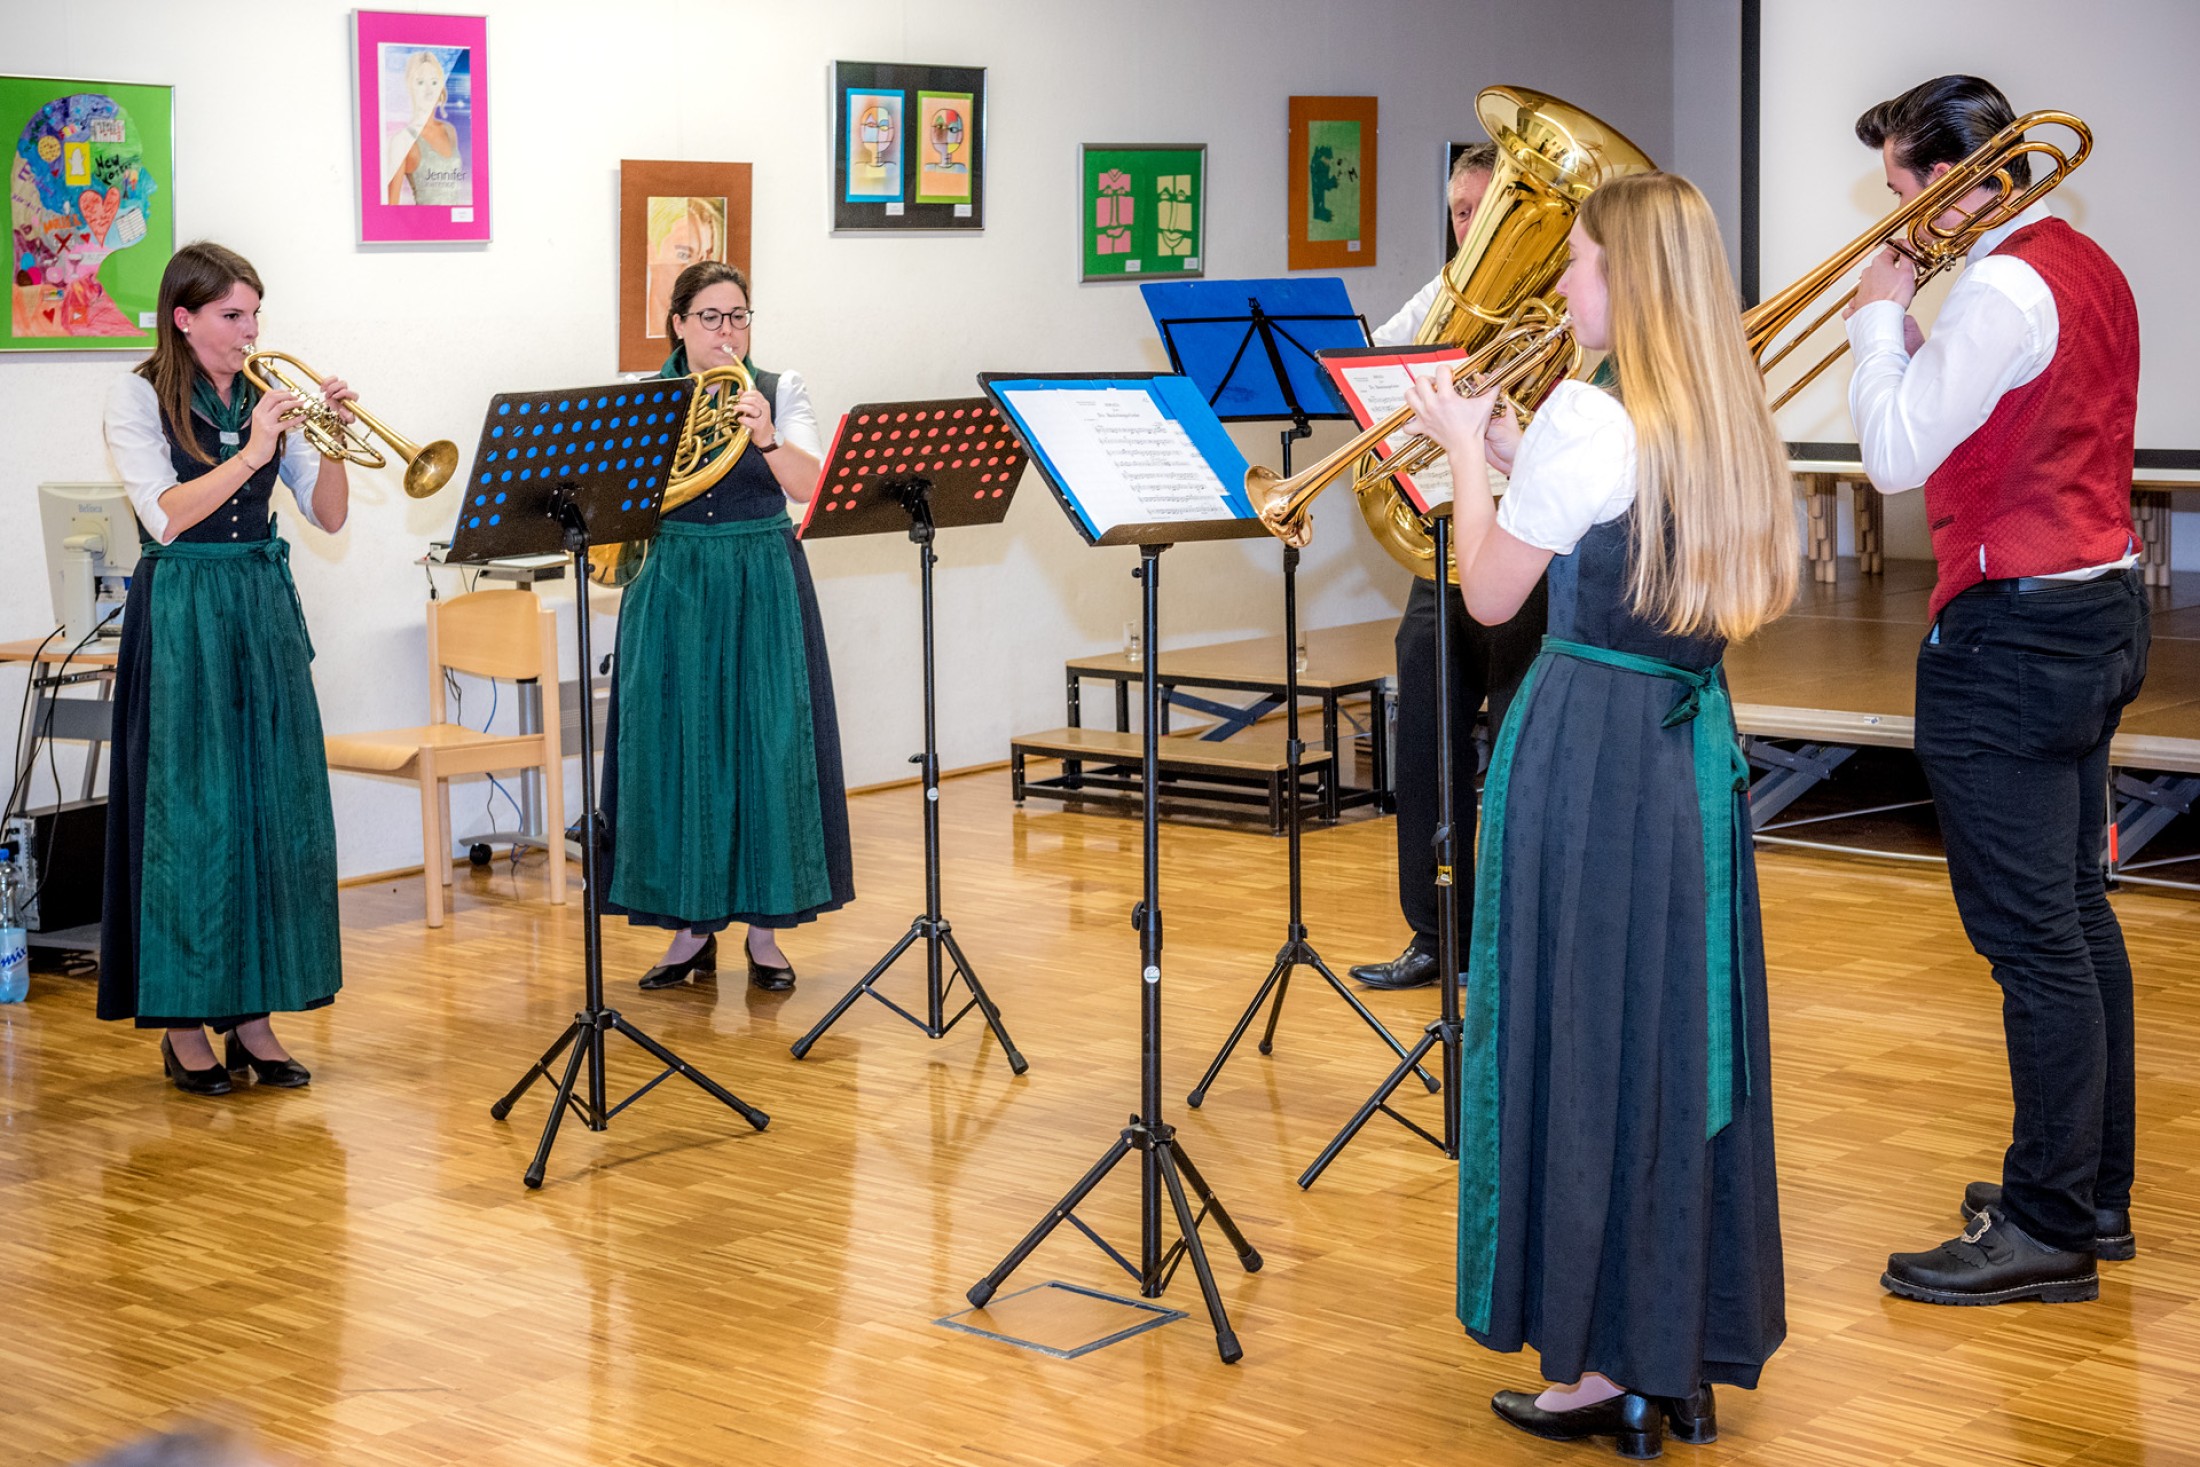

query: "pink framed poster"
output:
352 10 489 244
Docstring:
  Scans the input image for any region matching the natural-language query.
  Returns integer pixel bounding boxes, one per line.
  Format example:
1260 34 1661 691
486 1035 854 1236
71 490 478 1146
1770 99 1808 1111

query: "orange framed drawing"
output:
617 159 752 373
1287 95 1377 270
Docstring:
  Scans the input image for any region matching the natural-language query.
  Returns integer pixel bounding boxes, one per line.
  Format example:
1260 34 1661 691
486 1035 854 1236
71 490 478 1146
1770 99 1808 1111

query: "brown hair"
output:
1856 75 2029 190
134 241 264 465
663 260 751 348
1578 172 1796 642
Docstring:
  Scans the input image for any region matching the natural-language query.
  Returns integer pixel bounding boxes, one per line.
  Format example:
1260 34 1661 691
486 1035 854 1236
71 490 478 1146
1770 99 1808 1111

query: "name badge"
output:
219 430 241 446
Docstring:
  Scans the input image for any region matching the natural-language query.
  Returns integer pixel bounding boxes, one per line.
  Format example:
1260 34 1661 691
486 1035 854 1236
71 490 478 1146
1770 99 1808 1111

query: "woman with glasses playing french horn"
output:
600 260 856 995
97 240 348 1096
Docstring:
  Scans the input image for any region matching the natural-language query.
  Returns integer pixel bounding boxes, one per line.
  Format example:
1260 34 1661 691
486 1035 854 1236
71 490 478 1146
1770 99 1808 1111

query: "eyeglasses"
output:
686 307 755 331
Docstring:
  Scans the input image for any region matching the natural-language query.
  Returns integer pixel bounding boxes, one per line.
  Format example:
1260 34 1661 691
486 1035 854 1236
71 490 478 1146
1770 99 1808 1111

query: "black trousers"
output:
1391 573 1549 950
1913 570 2148 1253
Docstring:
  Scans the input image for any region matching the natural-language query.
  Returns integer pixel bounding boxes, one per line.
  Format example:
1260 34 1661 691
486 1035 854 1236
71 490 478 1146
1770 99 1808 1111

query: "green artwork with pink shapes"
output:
1081 145 1205 283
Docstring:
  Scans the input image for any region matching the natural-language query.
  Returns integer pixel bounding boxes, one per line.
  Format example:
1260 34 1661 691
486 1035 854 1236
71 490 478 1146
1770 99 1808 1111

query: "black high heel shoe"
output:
639 933 717 990
1659 1383 1716 1445
746 943 796 993
1492 1388 1664 1459
161 1033 233 1097
223 1031 312 1088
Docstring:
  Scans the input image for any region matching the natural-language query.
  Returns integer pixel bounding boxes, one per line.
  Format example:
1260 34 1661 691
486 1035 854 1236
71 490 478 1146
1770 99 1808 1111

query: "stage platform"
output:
1728 558 2200 884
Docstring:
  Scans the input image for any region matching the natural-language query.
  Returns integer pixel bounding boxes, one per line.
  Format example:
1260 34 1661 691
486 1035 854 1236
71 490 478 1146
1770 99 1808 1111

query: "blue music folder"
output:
1139 277 1367 422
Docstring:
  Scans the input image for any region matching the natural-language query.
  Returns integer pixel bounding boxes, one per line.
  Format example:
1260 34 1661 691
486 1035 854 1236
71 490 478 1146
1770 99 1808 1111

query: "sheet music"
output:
1001 388 1236 530
1329 360 1456 511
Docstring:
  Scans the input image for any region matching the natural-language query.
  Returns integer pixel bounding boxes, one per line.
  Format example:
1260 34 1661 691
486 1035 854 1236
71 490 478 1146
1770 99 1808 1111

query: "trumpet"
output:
1248 299 1578 556
1746 109 2091 410
240 349 459 499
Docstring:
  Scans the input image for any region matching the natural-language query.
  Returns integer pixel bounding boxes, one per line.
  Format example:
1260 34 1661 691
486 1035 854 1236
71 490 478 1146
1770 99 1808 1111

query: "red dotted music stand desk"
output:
790 396 1028 1075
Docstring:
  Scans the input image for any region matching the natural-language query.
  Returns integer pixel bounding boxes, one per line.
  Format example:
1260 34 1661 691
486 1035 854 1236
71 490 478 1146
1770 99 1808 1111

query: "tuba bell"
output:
1279 86 1653 579
586 361 756 587
240 349 459 499
1745 109 2090 410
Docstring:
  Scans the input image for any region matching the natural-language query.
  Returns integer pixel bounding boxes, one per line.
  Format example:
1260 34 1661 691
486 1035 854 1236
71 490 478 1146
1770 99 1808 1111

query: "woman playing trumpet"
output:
98 240 349 1095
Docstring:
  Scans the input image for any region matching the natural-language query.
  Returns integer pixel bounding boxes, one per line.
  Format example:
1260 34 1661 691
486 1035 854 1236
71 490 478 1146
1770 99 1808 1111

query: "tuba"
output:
1745 109 2090 409
586 361 755 587
240 349 458 498
1282 86 1653 579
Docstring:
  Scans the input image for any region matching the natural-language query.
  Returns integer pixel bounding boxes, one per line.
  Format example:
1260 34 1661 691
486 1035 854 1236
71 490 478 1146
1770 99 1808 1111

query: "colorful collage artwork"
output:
830 61 985 231
4 76 174 352
1080 145 1205 282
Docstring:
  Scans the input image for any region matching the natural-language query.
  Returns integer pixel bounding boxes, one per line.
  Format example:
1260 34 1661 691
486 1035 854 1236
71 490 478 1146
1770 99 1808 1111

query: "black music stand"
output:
450 380 770 1189
790 398 1028 1073
1143 285 1432 1109
1299 507 1464 1187
968 371 1265 1362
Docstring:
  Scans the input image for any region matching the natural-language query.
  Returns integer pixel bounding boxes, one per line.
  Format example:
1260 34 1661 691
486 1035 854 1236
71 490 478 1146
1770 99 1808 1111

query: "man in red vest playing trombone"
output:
1846 74 2146 1307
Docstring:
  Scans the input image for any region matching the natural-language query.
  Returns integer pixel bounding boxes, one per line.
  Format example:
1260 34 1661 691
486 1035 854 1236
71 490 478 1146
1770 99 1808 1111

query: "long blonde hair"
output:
1579 172 1796 642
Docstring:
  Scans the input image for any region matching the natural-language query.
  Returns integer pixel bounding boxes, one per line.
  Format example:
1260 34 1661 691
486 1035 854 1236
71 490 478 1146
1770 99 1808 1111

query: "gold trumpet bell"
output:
1246 466 1314 549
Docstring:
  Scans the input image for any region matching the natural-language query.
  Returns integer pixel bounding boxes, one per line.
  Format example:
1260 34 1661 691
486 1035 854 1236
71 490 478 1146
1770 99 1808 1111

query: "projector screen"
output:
1755 0 2197 456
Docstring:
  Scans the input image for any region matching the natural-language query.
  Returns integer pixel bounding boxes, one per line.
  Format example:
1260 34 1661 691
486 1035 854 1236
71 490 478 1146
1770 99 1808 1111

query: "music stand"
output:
450 380 770 1189
966 371 1265 1362
1296 346 1471 1185
1140 281 1432 1108
789 398 1029 1074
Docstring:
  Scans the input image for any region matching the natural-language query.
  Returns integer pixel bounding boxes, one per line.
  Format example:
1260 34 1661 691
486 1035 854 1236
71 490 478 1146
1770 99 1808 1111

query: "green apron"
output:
607 515 832 924
1457 635 1751 1333
137 537 342 1018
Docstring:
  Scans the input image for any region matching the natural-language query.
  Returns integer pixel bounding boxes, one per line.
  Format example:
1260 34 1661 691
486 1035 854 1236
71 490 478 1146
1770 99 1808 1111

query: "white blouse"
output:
103 373 325 544
1494 380 1636 555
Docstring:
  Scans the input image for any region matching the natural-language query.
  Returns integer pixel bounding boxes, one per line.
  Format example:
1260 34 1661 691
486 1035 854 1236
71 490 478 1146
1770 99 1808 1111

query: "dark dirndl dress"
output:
98 413 343 1030
598 389 855 933
1455 515 1785 1398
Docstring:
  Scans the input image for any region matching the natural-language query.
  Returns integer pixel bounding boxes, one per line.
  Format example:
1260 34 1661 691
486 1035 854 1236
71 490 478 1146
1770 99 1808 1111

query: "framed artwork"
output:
3 74 174 353
352 10 490 244
1080 144 1205 283
830 61 985 231
616 160 753 373
1287 95 1377 270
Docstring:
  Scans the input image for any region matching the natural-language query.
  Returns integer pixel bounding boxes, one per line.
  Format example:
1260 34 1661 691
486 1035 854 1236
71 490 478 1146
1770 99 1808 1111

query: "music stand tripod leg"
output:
938 922 1024 1069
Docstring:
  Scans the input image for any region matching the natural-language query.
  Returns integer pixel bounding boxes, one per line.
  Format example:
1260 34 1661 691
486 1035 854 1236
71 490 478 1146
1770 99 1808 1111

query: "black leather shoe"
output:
746 946 796 993
161 1034 233 1097
1492 1389 1664 1459
1658 1383 1716 1445
1962 1180 2134 1261
1349 944 1439 990
222 1031 312 1088
1883 1208 2098 1305
639 934 717 990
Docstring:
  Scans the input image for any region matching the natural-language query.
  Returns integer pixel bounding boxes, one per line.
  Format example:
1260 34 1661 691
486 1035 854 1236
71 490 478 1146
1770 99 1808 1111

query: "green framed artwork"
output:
1080 144 1205 283
4 74 175 352
1287 95 1377 270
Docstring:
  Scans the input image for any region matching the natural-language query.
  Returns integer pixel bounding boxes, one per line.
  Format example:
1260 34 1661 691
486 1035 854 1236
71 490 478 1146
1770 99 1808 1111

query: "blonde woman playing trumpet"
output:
1404 171 1794 1459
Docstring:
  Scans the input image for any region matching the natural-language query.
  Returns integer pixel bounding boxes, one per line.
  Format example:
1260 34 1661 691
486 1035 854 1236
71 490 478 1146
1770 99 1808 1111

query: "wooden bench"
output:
1010 724 1335 834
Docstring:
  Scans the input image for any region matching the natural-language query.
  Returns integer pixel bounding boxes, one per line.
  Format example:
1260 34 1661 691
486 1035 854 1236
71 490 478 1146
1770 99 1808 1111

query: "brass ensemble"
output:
1249 299 1579 571
1274 84 1652 580
1745 109 2091 410
239 349 458 499
587 361 756 587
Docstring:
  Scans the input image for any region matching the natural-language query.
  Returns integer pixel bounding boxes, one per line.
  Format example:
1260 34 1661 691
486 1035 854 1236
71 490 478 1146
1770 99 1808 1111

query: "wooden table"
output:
1061 619 1397 815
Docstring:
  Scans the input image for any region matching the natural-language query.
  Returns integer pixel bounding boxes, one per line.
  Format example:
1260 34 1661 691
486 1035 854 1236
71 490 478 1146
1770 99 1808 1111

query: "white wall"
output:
1669 0 1743 279
2 0 1678 879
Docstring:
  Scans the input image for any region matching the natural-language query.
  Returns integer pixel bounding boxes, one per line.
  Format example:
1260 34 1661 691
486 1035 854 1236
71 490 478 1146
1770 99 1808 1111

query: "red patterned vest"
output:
1922 218 2140 617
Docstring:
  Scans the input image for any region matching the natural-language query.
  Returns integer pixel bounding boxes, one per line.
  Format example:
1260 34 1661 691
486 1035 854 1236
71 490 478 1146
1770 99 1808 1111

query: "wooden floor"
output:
5 773 2200 1466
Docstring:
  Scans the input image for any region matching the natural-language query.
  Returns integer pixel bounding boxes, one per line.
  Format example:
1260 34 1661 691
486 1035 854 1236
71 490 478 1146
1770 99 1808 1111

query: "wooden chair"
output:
325 589 567 928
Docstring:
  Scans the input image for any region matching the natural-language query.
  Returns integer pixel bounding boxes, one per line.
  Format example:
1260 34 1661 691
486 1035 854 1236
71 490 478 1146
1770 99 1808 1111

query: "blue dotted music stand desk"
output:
445 378 696 563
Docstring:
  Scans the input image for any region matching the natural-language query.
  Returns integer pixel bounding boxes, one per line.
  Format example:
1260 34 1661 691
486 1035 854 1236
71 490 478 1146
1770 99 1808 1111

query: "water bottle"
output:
0 848 26 1004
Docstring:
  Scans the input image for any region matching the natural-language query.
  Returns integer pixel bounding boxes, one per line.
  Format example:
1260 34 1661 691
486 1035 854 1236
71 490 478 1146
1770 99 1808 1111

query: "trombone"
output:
1746 109 2091 410
1247 299 1579 552
241 349 459 499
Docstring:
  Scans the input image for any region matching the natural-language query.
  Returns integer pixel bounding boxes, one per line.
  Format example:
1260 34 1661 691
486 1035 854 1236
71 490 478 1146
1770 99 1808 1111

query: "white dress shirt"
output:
1845 202 2133 580
1373 273 1445 348
103 373 325 544
1495 381 1636 555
